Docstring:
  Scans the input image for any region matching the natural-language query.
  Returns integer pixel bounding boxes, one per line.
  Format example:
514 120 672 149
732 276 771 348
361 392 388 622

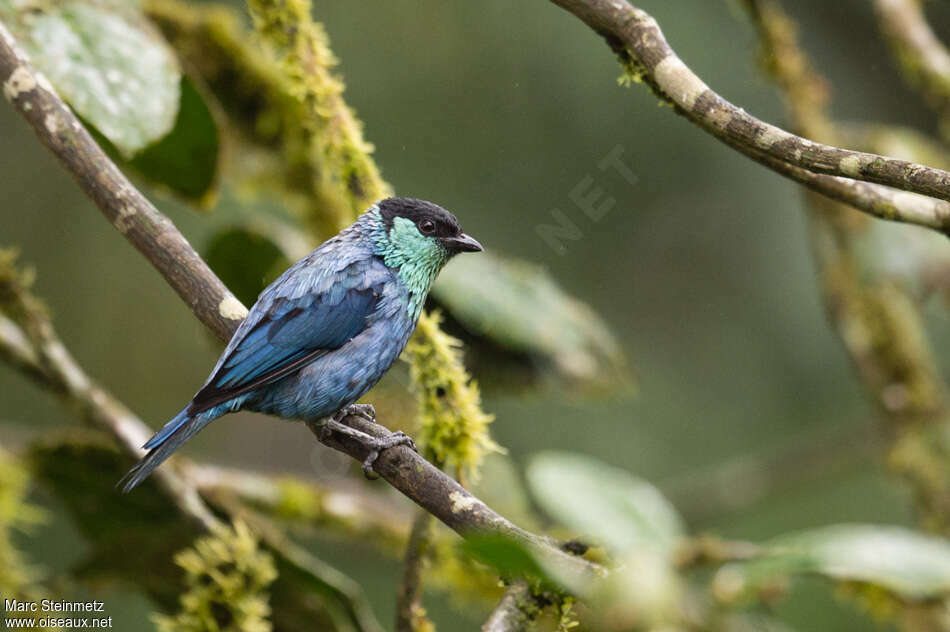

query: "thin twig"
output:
875 0 950 122
395 509 434 632
546 0 950 232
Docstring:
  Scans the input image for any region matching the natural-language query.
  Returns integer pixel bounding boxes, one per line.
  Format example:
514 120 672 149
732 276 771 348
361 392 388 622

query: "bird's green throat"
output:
369 208 449 318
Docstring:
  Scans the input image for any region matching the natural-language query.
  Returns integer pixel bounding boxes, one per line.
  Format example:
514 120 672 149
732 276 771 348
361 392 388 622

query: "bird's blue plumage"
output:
120 198 482 492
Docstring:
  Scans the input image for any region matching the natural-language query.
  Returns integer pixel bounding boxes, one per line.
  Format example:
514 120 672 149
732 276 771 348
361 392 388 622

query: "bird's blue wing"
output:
187 255 388 416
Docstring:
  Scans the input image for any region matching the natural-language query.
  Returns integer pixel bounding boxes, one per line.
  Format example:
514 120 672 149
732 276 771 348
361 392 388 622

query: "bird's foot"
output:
332 403 376 425
317 418 416 479
359 430 416 479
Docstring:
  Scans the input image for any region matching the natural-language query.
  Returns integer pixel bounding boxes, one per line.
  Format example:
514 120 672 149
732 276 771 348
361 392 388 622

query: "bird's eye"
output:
419 219 436 234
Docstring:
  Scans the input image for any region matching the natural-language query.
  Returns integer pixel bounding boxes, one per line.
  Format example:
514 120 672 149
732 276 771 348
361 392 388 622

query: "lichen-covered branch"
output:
306 415 602 581
736 141 950 231
0 21 248 341
746 0 950 419
875 0 950 133
547 0 950 232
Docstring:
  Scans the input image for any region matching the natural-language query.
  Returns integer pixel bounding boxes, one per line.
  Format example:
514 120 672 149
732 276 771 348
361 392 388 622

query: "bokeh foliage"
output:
4 0 950 631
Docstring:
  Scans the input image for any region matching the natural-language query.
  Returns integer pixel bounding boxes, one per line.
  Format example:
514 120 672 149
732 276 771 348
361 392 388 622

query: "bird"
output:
119 197 483 492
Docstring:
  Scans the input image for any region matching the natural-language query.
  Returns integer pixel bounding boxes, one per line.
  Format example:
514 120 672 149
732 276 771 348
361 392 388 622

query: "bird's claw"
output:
361 431 416 480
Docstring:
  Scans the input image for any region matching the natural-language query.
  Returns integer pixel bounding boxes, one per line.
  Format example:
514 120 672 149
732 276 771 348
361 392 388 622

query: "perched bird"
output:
119 197 482 492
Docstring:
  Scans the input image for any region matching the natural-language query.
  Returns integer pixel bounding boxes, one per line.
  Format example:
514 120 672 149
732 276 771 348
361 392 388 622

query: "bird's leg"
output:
316 410 417 479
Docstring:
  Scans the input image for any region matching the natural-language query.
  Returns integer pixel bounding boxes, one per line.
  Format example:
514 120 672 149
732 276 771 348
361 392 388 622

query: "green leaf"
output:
81 76 220 201
526 452 684 556
460 534 592 593
715 524 950 602
461 534 546 581
204 226 293 307
126 77 219 201
433 254 631 391
4 2 181 156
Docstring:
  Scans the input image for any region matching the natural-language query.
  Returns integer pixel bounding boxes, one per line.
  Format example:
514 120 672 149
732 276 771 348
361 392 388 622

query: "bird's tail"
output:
118 406 214 493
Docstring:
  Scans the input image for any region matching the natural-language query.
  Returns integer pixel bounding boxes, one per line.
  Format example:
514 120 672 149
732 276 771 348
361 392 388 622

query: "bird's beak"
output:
443 233 483 253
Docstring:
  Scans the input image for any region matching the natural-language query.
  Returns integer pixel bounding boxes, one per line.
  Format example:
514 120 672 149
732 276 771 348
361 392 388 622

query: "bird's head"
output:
371 196 482 266
368 197 482 312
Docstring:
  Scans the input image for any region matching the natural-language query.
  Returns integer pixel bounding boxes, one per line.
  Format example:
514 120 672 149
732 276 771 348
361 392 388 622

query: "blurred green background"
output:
4 0 950 629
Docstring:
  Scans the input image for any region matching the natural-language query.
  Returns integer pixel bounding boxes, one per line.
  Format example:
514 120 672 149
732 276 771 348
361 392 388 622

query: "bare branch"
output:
547 0 950 231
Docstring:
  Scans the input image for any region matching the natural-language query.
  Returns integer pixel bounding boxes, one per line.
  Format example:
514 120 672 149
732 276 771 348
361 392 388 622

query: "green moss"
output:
154 520 278 632
834 581 902 624
273 478 323 522
0 249 47 333
554 596 579 631
617 56 647 87
428 534 504 605
0 448 45 603
403 310 501 480
246 0 389 236
869 200 898 221
146 0 383 237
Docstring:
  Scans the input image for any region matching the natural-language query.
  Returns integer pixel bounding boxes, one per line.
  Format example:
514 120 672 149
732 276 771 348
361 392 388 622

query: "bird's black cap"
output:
378 197 482 253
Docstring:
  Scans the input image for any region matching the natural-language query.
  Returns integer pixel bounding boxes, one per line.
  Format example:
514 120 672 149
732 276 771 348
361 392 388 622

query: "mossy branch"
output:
481 582 546 632
744 0 950 532
246 0 389 237
405 310 502 482
875 0 950 139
